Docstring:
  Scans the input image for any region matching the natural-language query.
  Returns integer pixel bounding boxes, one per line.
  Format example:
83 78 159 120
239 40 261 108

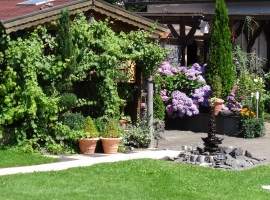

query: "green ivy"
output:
0 10 168 154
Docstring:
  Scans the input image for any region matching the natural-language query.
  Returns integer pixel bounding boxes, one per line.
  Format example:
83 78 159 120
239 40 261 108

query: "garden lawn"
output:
0 159 270 199
0 149 59 168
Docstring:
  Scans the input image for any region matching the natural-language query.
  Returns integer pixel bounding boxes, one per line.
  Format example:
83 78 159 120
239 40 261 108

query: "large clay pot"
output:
78 138 99 154
213 100 224 115
100 137 122 154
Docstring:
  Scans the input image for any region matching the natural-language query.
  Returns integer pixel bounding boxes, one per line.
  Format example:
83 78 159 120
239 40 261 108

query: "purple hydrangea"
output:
161 61 171 70
192 84 211 107
156 61 210 117
166 91 199 118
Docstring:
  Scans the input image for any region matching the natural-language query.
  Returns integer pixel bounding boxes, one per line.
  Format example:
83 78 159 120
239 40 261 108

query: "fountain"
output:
202 105 224 154
161 105 269 170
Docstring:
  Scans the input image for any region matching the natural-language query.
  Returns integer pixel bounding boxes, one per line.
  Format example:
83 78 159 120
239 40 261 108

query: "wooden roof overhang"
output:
137 12 204 26
124 0 270 6
0 0 167 36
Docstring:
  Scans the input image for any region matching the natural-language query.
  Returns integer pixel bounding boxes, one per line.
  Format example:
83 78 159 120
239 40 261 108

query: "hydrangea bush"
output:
155 62 211 118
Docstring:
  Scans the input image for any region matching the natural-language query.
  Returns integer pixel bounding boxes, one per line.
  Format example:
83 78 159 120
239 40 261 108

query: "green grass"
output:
0 149 59 168
0 159 270 199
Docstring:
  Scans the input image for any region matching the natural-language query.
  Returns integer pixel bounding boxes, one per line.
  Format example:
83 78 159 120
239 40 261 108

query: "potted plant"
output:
119 114 131 130
100 118 121 154
208 75 224 115
78 116 99 154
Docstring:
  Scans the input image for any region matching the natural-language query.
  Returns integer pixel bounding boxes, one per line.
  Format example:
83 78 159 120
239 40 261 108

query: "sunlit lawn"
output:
0 149 59 168
0 158 270 200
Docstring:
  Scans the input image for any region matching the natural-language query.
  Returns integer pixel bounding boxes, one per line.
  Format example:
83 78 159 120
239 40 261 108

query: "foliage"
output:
210 74 222 98
0 10 167 154
237 107 265 138
126 115 151 148
153 93 165 120
117 122 128 152
54 9 76 92
82 116 99 138
103 118 120 138
155 62 211 117
233 44 266 77
263 90 270 113
206 0 235 99
235 70 265 113
60 112 85 131
242 16 259 44
127 5 146 12
120 115 131 122
58 93 77 111
93 116 109 135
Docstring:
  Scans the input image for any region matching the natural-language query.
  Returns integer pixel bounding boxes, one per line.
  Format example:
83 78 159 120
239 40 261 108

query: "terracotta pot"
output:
100 137 122 154
213 100 224 115
78 138 99 155
119 119 129 129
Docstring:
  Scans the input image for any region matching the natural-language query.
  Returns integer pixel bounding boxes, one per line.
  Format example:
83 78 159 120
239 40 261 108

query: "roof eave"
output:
1 0 167 35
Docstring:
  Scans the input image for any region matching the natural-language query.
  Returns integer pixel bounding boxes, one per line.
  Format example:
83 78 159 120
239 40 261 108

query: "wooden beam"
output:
167 24 179 38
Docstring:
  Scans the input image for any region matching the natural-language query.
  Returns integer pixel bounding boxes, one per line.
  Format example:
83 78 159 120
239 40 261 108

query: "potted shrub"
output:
119 115 131 130
100 118 121 154
78 116 99 154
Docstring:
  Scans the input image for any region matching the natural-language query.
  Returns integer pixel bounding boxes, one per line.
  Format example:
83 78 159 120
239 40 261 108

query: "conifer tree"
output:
54 9 75 92
206 0 235 99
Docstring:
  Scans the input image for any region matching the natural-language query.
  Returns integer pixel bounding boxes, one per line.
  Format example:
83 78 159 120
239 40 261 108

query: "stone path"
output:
0 150 180 176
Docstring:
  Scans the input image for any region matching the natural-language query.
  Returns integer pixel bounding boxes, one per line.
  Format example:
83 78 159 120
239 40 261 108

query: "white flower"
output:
251 92 254 97
254 78 258 82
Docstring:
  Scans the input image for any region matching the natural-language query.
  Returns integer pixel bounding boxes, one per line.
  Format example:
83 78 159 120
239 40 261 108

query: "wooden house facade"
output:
125 0 270 70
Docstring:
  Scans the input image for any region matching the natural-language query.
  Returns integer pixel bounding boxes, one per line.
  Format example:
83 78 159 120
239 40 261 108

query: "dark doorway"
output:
187 40 198 66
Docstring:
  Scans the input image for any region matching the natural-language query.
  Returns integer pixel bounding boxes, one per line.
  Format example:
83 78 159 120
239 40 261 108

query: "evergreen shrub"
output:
153 93 165 120
103 119 120 138
82 116 99 138
61 112 85 131
58 93 77 110
206 0 235 99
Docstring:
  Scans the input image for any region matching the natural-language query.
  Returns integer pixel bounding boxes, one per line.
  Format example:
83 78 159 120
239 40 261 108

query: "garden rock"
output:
161 145 269 170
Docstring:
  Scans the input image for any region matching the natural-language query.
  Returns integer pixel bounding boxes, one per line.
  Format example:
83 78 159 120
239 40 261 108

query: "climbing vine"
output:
0 11 167 153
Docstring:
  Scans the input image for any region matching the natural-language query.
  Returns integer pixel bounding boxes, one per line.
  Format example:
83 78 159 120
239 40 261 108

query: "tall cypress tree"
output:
206 0 235 99
54 9 75 92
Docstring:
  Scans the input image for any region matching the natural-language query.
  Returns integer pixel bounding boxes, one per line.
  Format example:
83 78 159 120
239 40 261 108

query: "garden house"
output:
125 0 270 70
0 0 168 121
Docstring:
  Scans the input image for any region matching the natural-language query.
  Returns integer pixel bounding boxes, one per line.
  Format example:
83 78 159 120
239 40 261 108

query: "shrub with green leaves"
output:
126 115 151 148
235 70 265 112
153 93 165 120
103 119 120 138
60 112 85 131
58 93 77 110
237 107 265 138
82 116 99 138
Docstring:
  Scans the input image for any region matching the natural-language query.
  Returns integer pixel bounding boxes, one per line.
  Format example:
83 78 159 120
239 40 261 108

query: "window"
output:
17 0 54 5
